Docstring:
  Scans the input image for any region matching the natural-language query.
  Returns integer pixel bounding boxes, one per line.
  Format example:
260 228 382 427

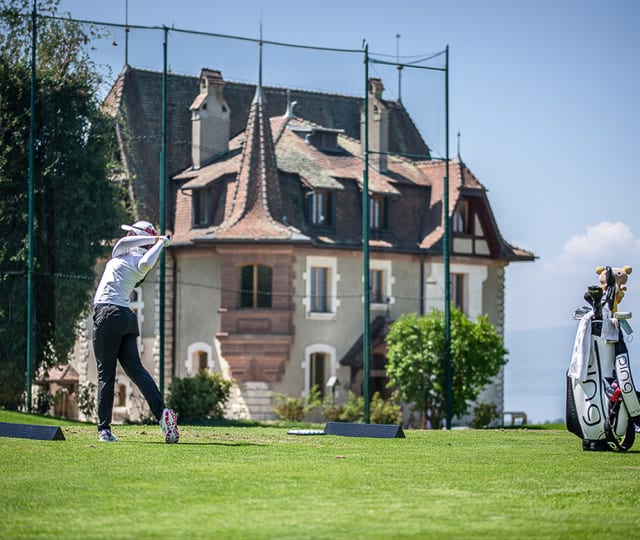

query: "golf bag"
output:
566 267 640 451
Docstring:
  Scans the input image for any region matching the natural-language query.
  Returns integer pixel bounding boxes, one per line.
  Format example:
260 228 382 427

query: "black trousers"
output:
92 303 165 431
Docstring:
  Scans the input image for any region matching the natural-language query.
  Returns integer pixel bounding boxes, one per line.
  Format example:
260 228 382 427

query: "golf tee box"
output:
324 421 405 438
0 422 66 441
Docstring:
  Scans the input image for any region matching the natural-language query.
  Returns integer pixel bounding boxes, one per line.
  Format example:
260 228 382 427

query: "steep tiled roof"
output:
107 65 534 261
104 66 430 226
172 108 535 259
276 146 346 191
213 88 303 241
416 159 532 260
176 149 243 187
103 66 199 222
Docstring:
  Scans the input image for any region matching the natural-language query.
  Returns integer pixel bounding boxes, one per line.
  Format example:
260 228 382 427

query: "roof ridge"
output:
122 65 365 101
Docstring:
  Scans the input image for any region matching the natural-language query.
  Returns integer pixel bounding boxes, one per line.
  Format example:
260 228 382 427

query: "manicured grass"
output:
1 410 640 539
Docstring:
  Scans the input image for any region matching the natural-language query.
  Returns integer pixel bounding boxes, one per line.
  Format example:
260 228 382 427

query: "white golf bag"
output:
566 267 640 451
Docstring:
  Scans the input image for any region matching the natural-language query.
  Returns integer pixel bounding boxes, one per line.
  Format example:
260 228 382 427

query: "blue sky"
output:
57 0 640 423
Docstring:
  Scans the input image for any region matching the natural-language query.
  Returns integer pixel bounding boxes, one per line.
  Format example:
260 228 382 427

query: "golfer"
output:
92 220 179 443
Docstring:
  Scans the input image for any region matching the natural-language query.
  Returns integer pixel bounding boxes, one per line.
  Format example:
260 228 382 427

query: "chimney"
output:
360 78 389 173
190 69 230 170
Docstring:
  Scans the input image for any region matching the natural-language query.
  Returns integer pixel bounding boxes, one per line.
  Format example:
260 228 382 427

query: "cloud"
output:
551 221 640 274
506 221 640 331
547 221 640 317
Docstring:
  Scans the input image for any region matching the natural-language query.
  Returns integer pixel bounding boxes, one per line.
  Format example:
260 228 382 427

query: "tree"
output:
0 0 125 407
385 308 508 429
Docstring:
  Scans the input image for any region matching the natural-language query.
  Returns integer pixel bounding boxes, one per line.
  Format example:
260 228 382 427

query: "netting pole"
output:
159 26 168 396
362 43 371 424
124 0 129 65
26 0 37 413
444 45 452 430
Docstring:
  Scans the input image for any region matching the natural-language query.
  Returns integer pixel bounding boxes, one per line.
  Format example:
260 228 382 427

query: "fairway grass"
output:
1 410 640 539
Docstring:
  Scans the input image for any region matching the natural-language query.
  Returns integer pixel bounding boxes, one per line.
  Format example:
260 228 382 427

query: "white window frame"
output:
303 344 337 398
303 256 340 320
369 259 395 311
424 263 487 318
451 272 467 313
186 341 214 375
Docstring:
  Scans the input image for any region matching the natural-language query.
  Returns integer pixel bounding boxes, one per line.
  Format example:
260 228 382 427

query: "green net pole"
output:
444 45 452 430
362 44 371 423
159 26 168 396
26 0 37 413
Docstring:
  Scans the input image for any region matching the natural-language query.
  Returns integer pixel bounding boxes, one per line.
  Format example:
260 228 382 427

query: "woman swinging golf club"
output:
92 220 179 443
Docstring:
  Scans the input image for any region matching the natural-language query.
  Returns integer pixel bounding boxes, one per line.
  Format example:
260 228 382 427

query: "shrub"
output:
272 385 324 422
470 402 499 428
322 391 364 422
306 384 323 410
272 394 305 421
321 401 342 422
167 370 232 423
369 391 402 425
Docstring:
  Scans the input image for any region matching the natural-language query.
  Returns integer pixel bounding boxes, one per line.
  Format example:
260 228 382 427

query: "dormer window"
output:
370 194 388 230
453 200 470 234
193 187 213 227
309 190 334 227
451 198 491 256
307 131 338 152
290 126 344 153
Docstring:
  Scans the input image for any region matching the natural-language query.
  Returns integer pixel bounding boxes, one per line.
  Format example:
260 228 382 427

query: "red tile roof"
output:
104 66 431 225
212 91 305 241
107 65 533 260
172 110 534 260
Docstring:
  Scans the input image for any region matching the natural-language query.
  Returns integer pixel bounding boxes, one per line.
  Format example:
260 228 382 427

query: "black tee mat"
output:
324 421 405 438
0 422 66 441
